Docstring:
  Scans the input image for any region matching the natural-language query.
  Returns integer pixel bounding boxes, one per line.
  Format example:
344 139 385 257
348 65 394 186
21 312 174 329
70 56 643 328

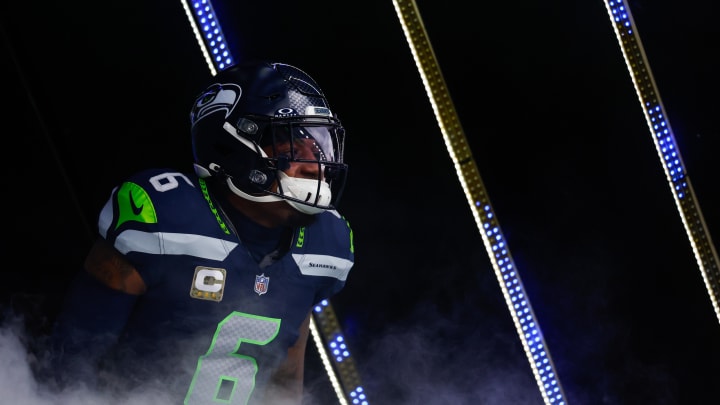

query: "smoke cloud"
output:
0 307 175 405
354 299 543 405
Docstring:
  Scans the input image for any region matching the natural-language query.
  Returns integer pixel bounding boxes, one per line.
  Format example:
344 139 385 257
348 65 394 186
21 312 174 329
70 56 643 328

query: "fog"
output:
2 300 541 405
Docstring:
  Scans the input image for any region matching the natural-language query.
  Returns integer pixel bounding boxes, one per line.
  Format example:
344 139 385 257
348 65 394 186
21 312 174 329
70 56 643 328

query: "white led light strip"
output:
391 1 568 404
180 2 368 403
603 0 720 324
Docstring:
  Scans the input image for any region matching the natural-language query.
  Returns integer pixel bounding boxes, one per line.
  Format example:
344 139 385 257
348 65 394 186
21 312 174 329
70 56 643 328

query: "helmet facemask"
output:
227 114 348 214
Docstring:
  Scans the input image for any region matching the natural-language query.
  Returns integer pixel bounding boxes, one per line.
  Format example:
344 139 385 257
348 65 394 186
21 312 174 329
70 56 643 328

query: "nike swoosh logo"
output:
129 190 144 215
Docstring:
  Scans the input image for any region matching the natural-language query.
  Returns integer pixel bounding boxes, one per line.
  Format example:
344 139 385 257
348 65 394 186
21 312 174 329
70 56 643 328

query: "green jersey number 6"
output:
185 312 281 404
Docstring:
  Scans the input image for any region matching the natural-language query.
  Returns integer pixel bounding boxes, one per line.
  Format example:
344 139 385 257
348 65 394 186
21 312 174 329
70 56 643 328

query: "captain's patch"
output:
190 266 226 302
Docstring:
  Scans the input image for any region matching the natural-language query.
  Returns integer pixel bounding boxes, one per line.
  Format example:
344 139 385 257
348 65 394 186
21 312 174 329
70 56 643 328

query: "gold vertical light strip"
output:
312 300 368 404
309 317 350 405
180 1 368 403
391 1 568 404
603 0 720 324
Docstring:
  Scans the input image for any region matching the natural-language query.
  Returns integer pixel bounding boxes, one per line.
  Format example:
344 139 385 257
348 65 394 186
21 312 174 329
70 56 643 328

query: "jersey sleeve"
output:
301 210 355 304
95 168 206 286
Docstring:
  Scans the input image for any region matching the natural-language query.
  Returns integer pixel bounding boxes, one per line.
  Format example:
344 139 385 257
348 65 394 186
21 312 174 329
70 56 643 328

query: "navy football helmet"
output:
190 61 348 214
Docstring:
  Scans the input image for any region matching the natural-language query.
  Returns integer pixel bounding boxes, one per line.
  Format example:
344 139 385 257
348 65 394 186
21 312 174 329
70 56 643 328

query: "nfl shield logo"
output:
254 273 270 295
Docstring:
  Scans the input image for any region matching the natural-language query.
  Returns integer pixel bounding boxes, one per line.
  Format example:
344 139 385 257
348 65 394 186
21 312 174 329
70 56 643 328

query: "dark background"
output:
1 1 719 404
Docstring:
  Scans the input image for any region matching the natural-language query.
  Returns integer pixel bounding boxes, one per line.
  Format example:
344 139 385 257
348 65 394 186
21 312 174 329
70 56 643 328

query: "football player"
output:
50 61 354 405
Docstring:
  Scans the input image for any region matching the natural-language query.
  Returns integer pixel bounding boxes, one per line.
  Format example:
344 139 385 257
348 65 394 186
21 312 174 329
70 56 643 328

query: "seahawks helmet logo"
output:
190 83 242 126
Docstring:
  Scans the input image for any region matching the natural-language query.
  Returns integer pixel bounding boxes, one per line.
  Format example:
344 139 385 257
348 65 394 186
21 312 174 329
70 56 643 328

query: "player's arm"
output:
263 311 312 404
83 236 146 294
50 237 146 386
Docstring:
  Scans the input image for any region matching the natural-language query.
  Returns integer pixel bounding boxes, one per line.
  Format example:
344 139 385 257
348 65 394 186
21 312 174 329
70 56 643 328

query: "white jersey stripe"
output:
114 229 238 261
292 253 352 281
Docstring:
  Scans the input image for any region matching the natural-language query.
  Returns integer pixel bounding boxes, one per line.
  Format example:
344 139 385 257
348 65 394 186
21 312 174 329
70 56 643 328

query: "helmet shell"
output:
189 61 347 211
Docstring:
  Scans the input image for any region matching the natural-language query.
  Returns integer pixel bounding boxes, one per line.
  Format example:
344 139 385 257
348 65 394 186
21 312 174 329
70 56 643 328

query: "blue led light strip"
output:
391 1 568 404
180 0 235 75
603 0 720 324
179 1 369 403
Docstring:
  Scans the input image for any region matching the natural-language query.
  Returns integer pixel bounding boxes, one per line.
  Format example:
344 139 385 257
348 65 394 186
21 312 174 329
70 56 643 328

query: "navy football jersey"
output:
95 168 354 403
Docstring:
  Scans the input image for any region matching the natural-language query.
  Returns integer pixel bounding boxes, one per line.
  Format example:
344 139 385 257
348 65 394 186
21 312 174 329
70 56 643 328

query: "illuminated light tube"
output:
391 1 568 404
314 300 370 404
310 315 350 405
603 0 720 324
180 1 368 403
180 0 235 75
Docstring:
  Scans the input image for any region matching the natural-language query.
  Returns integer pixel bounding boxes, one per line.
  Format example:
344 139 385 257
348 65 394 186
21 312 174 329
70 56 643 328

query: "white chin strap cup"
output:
277 172 332 215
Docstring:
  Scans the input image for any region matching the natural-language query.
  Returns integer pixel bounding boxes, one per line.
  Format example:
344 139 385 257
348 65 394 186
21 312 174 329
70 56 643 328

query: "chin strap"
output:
285 200 326 215
225 177 285 203
195 163 329 215
228 175 328 215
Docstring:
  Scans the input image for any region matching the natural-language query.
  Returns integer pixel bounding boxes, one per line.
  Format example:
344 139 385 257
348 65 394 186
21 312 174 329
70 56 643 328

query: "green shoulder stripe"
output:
345 217 354 254
199 178 231 234
116 182 158 229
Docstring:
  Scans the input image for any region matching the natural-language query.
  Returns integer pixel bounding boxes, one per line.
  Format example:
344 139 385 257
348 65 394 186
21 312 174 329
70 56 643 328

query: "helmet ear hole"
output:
248 169 272 187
